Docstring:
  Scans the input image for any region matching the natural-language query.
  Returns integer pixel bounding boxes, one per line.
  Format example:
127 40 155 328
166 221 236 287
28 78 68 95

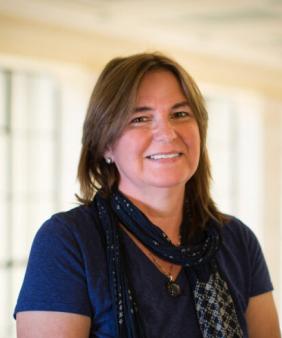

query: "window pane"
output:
207 96 236 213
0 201 9 262
0 71 7 130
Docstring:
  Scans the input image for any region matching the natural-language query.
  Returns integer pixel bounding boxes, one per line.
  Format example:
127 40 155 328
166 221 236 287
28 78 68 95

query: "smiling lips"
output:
146 152 182 160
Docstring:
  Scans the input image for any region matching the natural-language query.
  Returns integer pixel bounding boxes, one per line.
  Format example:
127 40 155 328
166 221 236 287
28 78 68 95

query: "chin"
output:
148 176 191 189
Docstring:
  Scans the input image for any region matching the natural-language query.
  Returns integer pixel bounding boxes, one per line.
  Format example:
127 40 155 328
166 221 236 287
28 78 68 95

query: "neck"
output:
119 186 185 244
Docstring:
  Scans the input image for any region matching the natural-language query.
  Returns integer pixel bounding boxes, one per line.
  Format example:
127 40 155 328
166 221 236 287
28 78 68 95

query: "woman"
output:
15 53 280 337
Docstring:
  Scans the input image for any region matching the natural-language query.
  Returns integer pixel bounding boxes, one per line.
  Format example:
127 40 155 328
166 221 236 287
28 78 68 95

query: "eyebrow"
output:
172 101 190 109
133 101 190 113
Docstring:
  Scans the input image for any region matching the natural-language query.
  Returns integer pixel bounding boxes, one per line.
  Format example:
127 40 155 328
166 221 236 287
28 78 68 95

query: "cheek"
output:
183 124 201 150
194 128 201 151
111 134 141 162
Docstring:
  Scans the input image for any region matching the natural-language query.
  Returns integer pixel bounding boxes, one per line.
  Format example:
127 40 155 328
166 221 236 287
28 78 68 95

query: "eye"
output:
171 111 190 119
129 115 151 124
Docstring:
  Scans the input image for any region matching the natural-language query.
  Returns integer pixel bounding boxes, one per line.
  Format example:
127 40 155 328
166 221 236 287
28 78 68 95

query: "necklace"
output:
120 224 182 296
147 251 181 297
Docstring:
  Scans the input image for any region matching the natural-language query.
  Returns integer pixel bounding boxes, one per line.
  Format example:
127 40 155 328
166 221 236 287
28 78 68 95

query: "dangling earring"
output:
105 157 113 164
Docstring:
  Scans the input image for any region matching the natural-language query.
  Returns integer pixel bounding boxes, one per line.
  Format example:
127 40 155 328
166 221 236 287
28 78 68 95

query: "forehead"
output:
135 70 186 105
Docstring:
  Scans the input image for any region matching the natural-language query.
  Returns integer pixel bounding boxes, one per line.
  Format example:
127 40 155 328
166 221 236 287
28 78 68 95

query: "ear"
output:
103 147 114 163
104 147 113 159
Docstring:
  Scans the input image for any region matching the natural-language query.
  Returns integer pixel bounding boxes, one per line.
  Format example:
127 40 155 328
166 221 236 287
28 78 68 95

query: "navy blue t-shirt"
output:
14 204 273 337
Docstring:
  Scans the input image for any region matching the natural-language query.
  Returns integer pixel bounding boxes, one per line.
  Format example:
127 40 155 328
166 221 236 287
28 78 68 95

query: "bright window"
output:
0 69 60 338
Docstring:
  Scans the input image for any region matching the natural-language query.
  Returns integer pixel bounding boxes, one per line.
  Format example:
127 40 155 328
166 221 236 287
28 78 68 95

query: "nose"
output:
153 119 177 143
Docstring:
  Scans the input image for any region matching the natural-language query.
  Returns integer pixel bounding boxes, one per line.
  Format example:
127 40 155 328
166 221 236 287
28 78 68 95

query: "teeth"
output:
148 153 180 160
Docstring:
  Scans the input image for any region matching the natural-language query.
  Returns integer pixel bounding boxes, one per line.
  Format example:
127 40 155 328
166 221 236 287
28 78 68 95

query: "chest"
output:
85 229 249 338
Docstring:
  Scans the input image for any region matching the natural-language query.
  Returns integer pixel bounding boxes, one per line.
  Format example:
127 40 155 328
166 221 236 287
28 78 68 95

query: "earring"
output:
105 157 113 164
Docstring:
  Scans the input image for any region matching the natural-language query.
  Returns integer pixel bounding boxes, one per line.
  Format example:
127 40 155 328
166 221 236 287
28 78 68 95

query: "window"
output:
0 69 60 338
207 93 264 240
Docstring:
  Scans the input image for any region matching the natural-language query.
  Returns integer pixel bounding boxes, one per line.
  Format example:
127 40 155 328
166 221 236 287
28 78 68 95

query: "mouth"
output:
146 152 182 160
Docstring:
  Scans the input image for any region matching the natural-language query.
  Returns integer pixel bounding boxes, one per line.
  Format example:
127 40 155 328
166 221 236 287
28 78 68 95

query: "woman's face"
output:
105 70 201 196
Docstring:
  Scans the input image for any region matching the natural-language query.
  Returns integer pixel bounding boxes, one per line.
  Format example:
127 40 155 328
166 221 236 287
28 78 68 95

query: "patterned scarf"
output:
94 190 243 338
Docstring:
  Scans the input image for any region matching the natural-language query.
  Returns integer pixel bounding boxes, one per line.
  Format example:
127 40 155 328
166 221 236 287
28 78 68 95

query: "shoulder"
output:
217 215 264 266
43 203 96 232
35 202 102 247
220 215 254 234
28 202 103 265
14 202 108 319
220 215 258 246
215 215 273 298
28 202 106 275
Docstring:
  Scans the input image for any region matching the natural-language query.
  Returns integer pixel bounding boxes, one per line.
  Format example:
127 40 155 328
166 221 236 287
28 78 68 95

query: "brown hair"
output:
77 52 227 237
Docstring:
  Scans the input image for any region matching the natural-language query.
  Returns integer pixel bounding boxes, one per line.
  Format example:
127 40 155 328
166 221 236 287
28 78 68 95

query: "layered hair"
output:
77 52 226 237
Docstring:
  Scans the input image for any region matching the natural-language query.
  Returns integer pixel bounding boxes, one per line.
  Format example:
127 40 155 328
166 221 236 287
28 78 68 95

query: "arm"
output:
17 311 91 338
246 291 281 338
14 218 94 337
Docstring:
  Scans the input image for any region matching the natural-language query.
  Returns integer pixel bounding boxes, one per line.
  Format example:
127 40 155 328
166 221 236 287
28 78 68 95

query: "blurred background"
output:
0 0 281 337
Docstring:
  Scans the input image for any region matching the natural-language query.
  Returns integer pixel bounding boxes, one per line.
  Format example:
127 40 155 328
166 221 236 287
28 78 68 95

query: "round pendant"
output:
166 280 181 297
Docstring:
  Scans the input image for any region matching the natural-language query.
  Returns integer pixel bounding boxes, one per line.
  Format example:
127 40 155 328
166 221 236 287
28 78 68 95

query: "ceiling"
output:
0 0 281 97
0 0 281 68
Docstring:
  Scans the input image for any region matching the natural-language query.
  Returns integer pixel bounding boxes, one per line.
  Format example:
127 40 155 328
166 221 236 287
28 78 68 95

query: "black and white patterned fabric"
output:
194 270 243 338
